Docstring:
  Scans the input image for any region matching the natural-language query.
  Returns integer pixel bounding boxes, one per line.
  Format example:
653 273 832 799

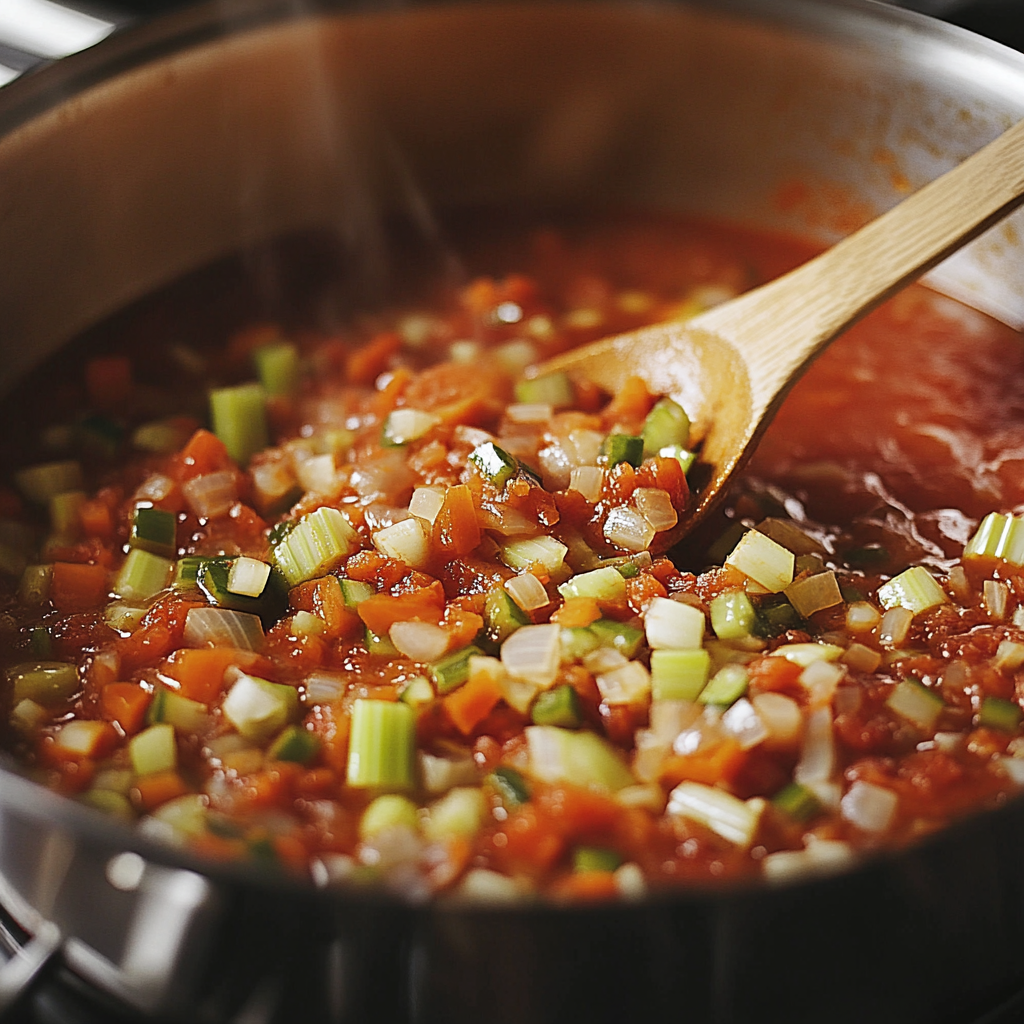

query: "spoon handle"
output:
696 116 1024 421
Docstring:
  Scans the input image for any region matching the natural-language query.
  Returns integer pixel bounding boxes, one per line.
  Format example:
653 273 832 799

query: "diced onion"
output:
996 640 1024 672
501 623 561 687
645 596 705 650
794 706 835 785
799 659 845 707
184 607 264 650
505 574 549 612
419 751 478 794
785 571 842 617
633 488 678 533
227 556 271 598
595 662 651 705
721 697 768 750
846 601 881 632
568 466 604 503
350 450 417 502
389 620 450 662
409 486 446 524
842 643 882 673
506 403 552 424
751 692 803 748
878 606 914 646
983 579 1009 621
840 780 898 832
182 471 237 518
538 443 572 491
373 518 430 570
303 671 346 704
667 781 764 847
294 453 337 494
603 506 656 552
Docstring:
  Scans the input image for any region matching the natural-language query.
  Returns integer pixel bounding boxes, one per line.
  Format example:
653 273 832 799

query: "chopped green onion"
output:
222 674 299 743
271 506 360 586
979 696 1023 733
114 549 172 604
531 684 583 728
885 677 944 731
469 442 518 488
602 434 644 469
514 372 574 408
209 382 269 466
346 699 416 790
877 566 948 615
709 590 757 640
254 342 300 397
129 506 177 558
641 397 690 456
698 663 749 706
650 648 711 701
8 661 78 706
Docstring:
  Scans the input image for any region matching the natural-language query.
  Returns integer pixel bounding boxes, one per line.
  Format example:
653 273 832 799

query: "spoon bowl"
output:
541 116 1024 534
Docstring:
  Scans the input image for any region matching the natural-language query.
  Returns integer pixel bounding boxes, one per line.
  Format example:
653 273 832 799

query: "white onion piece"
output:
846 601 881 633
478 503 538 537
419 751 478 794
878 606 914 646
800 659 845 707
633 488 678 533
389 620 450 662
363 504 409 532
565 429 604 467
505 574 549 612
304 671 347 704
794 706 835 784
583 647 629 675
984 579 1009 620
538 443 572 491
603 506 656 552
506 403 551 424
500 623 561 687
841 780 898 832
350 449 416 502
721 697 768 750
649 699 702 743
409 486 445 524
294 453 337 494
251 455 297 509
373 518 430 569
182 471 237 518
751 692 803 748
184 607 264 650
667 781 764 847
568 466 604 503
596 662 651 705
134 473 176 504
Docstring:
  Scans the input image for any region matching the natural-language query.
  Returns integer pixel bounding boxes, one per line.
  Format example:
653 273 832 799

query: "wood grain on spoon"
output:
541 117 1024 535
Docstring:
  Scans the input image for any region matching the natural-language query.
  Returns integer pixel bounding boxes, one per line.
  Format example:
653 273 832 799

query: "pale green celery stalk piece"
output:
209 382 269 465
347 699 416 789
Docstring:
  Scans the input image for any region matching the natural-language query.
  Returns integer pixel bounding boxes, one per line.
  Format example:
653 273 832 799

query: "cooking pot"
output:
3 1 1024 1021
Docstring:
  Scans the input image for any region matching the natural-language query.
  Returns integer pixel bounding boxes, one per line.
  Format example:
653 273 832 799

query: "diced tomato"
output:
747 655 805 699
357 582 446 635
441 603 485 649
171 429 234 482
372 367 413 417
78 497 115 541
604 375 655 427
100 683 152 734
550 871 619 901
50 562 109 613
346 331 402 385
160 647 249 703
625 574 668 614
117 597 205 674
444 673 504 735
432 484 481 557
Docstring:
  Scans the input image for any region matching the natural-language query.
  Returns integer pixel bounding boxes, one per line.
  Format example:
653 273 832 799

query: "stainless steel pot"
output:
3 2 1024 1021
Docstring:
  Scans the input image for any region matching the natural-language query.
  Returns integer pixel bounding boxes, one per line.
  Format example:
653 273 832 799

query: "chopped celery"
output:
196 558 288 628
772 782 822 823
8 661 78 706
254 342 299 397
885 677 944 731
641 397 690 456
270 506 360 586
366 626 398 655
346 698 416 790
725 530 795 593
15 460 83 505
209 382 269 466
501 535 568 573
147 687 209 733
430 645 484 695
340 578 375 607
267 724 321 763
114 548 172 604
483 587 528 646
560 626 602 662
20 565 51 606
531 684 583 728
667 781 763 847
381 408 439 446
650 648 711 701
129 506 177 558
698 663 749 706
602 434 644 469
558 566 626 603
573 846 624 873
964 512 1024 565
50 491 85 537
771 642 843 666
28 627 52 659
222 674 300 743
658 444 696 475
979 696 1023 733
469 442 518 488
489 765 532 806
399 676 435 706
129 723 177 776
514 371 574 408
877 566 948 615
525 726 634 791
423 787 487 842
589 618 644 658
226 556 272 598
360 794 419 839
709 590 757 640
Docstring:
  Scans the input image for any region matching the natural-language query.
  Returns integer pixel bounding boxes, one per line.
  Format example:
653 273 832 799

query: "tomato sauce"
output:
2 209 1024 900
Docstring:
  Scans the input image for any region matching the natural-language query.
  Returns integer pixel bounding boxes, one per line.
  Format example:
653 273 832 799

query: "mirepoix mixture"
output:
3 211 1024 902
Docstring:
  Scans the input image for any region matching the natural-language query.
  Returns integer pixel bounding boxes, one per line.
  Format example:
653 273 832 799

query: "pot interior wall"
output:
2 0 1024 392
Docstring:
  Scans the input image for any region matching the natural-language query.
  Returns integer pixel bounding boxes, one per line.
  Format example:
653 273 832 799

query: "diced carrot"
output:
237 763 302 812
444 673 504 735
117 597 205 674
160 647 243 703
747 655 804 698
403 362 506 415
307 703 351 774
189 832 246 861
85 356 132 409
101 683 152 734
432 484 481 557
492 805 565 877
311 576 360 639
132 771 190 811
625 574 668 614
53 720 119 759
78 497 114 541
550 871 619 901
441 604 485 650
604 375 655 425
344 550 407 588
551 596 602 628
537 784 620 839
357 582 446 635
50 562 109 613
659 738 748 788
346 331 401 386
372 366 413 417
172 429 234 481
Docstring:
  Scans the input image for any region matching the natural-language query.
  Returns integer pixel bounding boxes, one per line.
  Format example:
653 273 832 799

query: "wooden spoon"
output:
540 117 1024 534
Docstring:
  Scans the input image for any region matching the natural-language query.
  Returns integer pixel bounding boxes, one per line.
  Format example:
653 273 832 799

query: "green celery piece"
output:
28 627 52 659
50 491 85 537
114 549 173 604
698 664 749 706
979 696 1023 733
196 558 288 628
573 846 624 873
147 687 209 732
130 506 177 558
710 590 757 640
267 724 321 763
254 342 300 397
339 578 375 608
531 684 583 728
658 444 696 475
484 587 529 646
399 676 435 707
772 782 822 823
884 677 944 731
589 618 644 658
641 397 690 456
964 512 1024 565
346 699 415 789
365 626 398 656
270 506 360 587
650 648 711 701
174 555 231 589
8 661 78 706
603 434 644 469
129 723 177 776
209 382 269 466
560 626 602 662
489 765 531 806
558 566 626 603
526 726 634 791
430 645 485 695
877 566 947 615
514 372 574 408
15 460 83 505
469 442 518 488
